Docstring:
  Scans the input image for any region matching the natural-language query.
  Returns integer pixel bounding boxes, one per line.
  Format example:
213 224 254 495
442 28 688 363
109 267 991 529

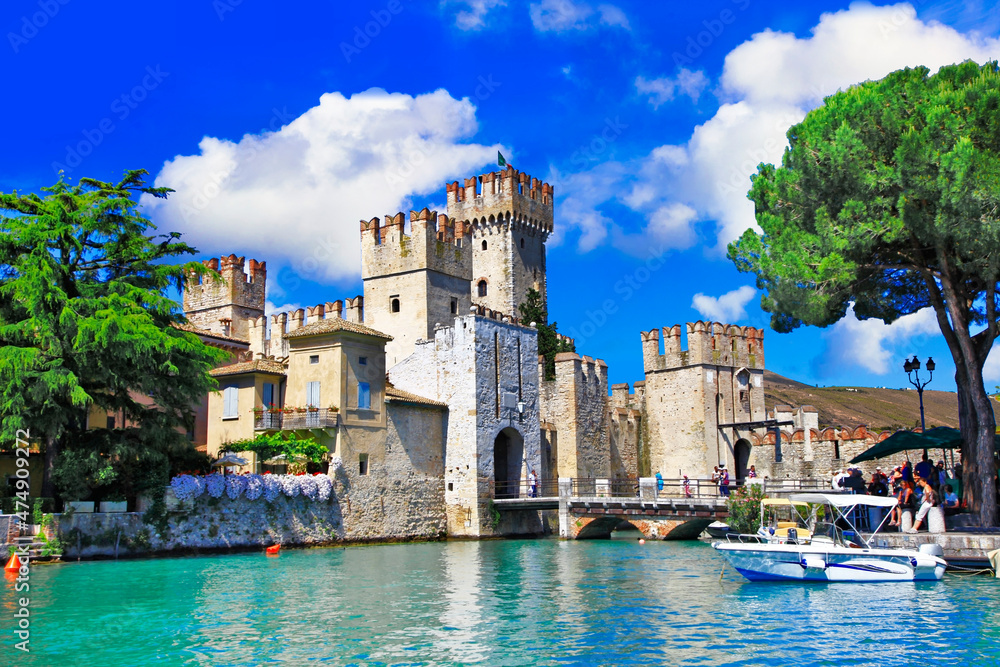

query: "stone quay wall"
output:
53 473 446 559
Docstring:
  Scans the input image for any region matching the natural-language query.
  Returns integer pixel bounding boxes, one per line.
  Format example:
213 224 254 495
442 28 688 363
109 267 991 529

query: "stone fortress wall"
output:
174 163 896 550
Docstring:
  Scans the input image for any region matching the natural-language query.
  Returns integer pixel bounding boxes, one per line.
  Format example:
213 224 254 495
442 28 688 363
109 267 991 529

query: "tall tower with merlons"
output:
446 167 554 317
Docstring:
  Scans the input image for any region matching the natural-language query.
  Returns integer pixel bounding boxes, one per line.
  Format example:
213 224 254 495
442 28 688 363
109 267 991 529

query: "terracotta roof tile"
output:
210 359 287 377
175 322 250 345
285 318 392 340
384 384 447 408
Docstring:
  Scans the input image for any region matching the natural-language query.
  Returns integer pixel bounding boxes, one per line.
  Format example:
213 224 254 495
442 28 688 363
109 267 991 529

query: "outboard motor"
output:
787 528 798 544
919 543 945 558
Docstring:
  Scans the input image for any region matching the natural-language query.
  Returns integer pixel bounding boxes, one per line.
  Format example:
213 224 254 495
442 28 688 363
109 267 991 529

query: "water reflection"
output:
433 541 487 663
2 540 999 666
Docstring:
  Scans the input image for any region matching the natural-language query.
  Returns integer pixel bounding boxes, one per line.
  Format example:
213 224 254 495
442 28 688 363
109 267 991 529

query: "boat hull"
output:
713 542 946 582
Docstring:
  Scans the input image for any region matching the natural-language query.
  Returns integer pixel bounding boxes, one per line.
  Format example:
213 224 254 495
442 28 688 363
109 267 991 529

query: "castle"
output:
182 166 820 539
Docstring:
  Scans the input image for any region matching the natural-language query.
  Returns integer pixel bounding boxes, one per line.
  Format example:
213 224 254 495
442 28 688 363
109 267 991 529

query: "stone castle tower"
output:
360 208 473 368
182 254 266 340
640 322 766 481
360 167 554 368
446 167 554 315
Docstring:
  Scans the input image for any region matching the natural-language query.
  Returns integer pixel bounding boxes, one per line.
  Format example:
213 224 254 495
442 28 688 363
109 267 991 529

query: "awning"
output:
789 493 898 508
847 427 994 464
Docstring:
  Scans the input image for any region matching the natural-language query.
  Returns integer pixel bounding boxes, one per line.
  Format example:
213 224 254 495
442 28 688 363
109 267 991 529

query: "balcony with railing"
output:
253 411 284 431
281 408 339 431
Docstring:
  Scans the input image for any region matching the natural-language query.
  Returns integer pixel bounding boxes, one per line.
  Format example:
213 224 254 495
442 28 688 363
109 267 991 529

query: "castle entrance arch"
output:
734 439 752 483
494 427 524 498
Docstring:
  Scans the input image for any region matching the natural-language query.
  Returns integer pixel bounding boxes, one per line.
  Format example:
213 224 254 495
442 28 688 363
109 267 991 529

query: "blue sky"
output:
4 0 1000 393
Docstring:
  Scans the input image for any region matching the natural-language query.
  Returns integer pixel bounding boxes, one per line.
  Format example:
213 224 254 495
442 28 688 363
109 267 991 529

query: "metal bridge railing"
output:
491 476 832 500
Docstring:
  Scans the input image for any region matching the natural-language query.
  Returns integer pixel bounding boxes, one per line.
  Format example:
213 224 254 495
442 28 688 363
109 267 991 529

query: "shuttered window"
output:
223 386 239 418
262 383 274 408
358 382 371 409
307 381 321 408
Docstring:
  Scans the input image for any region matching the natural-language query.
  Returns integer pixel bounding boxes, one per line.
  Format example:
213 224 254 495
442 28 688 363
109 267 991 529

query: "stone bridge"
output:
559 495 727 540
492 477 728 540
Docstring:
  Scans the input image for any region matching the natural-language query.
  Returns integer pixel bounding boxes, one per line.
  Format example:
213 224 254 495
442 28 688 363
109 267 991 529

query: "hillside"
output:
763 371 1000 431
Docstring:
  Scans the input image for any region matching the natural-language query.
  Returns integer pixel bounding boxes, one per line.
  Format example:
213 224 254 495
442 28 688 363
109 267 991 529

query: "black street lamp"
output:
903 355 935 431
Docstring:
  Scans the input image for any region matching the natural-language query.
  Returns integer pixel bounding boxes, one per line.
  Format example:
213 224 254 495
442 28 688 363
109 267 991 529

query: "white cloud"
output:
143 89 499 284
596 4 629 30
447 0 506 31
822 306 940 375
635 69 709 108
691 286 756 323
984 346 1000 384
557 3 1000 255
529 0 628 32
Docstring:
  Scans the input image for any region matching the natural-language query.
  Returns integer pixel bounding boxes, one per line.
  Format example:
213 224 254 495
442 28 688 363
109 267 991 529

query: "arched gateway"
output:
494 427 525 498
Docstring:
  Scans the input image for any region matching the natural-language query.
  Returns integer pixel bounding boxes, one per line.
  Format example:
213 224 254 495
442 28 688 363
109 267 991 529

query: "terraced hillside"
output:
764 371 1000 431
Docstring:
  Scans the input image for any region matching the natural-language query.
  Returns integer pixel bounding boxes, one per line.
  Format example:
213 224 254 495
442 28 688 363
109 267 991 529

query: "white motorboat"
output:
712 493 947 582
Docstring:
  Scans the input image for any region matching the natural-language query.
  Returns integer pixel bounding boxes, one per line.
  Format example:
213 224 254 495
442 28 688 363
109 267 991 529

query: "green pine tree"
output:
729 61 1000 525
519 288 575 380
0 170 227 501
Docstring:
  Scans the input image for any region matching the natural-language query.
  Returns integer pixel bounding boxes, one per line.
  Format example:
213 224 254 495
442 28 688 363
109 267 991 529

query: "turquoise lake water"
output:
2 536 999 666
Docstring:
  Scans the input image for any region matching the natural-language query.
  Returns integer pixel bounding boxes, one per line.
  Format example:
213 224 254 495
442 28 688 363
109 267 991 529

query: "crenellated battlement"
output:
182 253 266 340
641 321 765 373
360 208 472 281
249 296 364 358
446 167 554 237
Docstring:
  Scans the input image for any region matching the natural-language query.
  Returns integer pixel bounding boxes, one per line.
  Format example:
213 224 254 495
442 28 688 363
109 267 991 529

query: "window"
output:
477 280 487 297
262 383 274 408
359 356 367 366
391 297 400 313
358 382 371 409
223 386 239 419
307 381 321 408
359 454 369 476
106 416 116 430
481 240 488 251
450 298 458 315
520 237 525 248
309 354 319 364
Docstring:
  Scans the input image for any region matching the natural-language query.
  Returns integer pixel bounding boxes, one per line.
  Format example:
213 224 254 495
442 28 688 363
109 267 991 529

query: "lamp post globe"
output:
904 356 934 432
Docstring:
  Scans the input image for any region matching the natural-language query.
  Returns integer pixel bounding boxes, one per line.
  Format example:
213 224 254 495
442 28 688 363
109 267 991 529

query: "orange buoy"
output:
4 554 21 572
266 544 280 555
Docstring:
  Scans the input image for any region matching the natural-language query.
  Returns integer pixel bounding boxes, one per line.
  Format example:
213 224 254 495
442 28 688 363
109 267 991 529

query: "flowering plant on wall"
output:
205 473 226 498
166 473 335 504
299 475 318 500
244 474 264 500
315 473 333 501
280 474 301 497
225 474 245 500
170 474 203 501
263 474 282 502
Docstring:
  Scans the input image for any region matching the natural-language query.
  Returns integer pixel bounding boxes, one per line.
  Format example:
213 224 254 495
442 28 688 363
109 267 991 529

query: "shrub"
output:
725 483 770 534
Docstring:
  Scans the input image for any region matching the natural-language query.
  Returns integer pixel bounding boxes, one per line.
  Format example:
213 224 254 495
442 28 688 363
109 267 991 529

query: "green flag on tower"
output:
498 151 507 168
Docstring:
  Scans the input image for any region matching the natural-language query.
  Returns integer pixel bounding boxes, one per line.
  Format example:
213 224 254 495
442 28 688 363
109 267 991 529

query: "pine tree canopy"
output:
729 61 1000 525
0 169 227 500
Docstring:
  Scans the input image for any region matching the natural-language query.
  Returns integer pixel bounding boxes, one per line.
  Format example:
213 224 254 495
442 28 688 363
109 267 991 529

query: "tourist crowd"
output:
830 453 961 533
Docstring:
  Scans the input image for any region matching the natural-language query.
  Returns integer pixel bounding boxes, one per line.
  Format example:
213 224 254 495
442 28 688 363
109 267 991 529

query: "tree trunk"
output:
955 356 998 526
41 433 60 498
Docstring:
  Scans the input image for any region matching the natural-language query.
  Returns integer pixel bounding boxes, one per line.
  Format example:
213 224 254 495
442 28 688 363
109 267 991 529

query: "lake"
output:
3 535 998 666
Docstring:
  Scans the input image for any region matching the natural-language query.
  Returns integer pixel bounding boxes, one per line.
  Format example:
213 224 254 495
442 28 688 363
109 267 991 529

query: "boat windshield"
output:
811 522 865 548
